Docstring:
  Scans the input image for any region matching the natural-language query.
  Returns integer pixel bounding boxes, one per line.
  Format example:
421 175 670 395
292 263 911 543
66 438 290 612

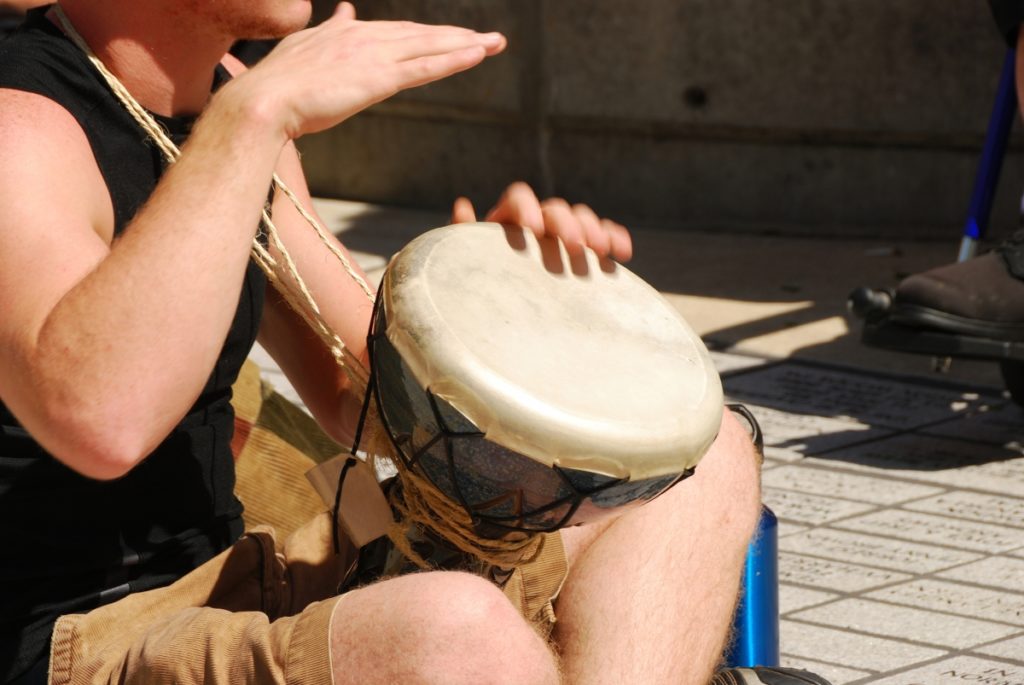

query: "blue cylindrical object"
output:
963 47 1017 245
725 505 780 668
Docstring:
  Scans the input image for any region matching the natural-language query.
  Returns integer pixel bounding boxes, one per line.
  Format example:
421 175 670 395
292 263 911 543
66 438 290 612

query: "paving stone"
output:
779 584 840 614
866 655 1024 685
778 552 912 593
709 350 768 375
904 492 1024 530
780 620 947 674
975 634 1024 661
814 434 1024 493
779 657 870 685
764 487 878 526
764 448 810 464
833 509 1024 554
791 598 1019 649
763 465 944 506
923 402 1024 446
777 521 810 538
867 580 1024 627
937 557 1024 591
723 404 892 461
892 456 1024 497
780 529 982 575
721 362 985 429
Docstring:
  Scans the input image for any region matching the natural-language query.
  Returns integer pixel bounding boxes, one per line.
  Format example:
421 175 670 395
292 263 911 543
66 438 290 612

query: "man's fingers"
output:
334 2 356 21
386 31 505 62
571 203 611 258
482 182 633 261
486 182 544 232
571 203 632 261
394 46 490 89
452 197 477 223
604 220 633 262
540 198 585 256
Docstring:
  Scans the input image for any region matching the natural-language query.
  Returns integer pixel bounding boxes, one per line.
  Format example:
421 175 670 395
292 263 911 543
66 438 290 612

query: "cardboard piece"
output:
307 455 393 547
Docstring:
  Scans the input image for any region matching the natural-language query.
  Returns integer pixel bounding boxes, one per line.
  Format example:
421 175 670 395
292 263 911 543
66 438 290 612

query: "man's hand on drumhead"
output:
451 182 633 262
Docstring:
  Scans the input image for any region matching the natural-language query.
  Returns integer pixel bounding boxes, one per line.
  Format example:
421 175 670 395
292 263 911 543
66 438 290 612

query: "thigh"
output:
559 404 760 574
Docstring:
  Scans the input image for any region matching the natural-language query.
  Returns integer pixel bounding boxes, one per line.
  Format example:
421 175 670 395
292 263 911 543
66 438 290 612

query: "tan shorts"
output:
49 513 356 685
47 512 567 685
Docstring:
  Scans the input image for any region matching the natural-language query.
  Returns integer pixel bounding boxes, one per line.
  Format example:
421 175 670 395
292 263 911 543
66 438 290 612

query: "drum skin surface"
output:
381 222 723 481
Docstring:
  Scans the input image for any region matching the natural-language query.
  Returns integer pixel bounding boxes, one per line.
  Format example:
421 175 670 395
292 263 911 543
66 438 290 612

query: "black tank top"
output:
0 8 266 681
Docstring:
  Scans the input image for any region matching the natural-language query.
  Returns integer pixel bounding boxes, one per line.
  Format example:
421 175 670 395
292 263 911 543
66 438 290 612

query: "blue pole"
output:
961 47 1017 261
725 505 780 668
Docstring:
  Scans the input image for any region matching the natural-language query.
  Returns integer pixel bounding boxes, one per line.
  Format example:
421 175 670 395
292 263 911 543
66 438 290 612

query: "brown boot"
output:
890 231 1024 341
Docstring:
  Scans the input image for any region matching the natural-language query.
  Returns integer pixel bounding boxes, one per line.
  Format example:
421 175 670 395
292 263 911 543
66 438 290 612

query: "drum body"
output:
368 223 722 538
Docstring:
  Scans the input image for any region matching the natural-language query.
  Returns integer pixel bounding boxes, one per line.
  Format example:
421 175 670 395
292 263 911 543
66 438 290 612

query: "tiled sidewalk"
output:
252 198 1024 684
715 351 1024 684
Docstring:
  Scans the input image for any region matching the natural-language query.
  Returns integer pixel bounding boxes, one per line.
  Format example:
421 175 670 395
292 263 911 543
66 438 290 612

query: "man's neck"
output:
53 0 233 117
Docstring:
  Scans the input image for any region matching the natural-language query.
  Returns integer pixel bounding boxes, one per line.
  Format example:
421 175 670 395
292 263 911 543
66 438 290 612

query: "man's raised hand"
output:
226 2 506 141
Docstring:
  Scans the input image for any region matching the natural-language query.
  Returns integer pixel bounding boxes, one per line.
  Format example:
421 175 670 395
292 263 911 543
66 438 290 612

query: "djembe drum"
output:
345 222 723 624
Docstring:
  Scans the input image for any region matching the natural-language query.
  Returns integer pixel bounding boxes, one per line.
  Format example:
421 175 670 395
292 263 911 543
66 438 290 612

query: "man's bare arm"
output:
0 8 505 479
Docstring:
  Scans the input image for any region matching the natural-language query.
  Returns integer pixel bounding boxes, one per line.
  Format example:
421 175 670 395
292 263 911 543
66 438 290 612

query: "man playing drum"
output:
0 2 813 684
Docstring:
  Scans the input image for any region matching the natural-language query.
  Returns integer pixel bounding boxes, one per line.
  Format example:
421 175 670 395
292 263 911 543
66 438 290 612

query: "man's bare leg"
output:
329 571 560 685
555 409 762 685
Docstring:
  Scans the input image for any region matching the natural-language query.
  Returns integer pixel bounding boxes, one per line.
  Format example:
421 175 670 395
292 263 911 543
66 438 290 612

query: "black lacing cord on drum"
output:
332 456 359 554
417 398 612 533
390 369 694 535
349 366 377 458
333 290 386 555
350 288 387 457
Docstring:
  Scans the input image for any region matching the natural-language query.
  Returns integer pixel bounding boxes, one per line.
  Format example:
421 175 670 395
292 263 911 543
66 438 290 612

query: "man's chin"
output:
234 2 312 40
279 1 313 34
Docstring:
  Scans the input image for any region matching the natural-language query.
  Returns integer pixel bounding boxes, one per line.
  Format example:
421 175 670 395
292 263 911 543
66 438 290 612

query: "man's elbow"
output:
26 407 155 481
305 393 362 451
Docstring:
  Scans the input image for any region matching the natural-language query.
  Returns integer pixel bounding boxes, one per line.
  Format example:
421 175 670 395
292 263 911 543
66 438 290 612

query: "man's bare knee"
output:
331 571 559 685
718 406 764 527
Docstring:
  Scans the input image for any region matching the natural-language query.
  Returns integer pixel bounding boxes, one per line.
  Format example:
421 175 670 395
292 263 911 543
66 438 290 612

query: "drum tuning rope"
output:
387 468 544 570
52 4 373 392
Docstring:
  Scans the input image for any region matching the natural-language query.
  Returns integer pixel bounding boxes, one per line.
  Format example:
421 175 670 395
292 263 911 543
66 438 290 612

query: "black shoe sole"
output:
862 318 1024 361
712 666 834 684
889 303 1024 341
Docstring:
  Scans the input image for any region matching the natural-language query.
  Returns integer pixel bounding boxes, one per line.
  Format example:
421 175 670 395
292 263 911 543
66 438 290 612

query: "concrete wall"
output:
298 0 1024 239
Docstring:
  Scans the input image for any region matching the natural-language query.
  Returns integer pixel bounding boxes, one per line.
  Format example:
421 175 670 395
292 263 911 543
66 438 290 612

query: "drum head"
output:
379 222 722 482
